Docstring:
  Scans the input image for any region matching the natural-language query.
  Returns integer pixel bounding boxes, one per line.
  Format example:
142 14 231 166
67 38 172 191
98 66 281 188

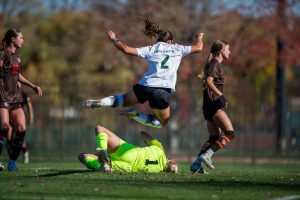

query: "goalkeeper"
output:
78 125 178 173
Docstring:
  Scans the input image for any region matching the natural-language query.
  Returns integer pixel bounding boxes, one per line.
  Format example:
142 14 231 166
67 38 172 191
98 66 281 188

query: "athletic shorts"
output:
133 84 171 110
202 91 225 121
0 102 22 111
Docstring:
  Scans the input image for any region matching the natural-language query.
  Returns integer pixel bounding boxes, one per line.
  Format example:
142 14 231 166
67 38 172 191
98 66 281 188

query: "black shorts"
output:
133 84 171 110
202 91 225 121
0 102 22 111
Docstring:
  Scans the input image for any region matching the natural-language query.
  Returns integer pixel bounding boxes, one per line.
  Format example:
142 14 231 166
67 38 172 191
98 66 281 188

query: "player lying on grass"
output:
78 125 179 173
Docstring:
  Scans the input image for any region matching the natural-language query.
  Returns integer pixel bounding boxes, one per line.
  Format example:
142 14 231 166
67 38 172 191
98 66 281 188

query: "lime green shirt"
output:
109 139 167 173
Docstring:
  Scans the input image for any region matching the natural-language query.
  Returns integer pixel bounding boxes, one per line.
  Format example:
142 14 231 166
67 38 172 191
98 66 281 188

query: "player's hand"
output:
106 30 116 40
196 32 204 40
33 85 42 96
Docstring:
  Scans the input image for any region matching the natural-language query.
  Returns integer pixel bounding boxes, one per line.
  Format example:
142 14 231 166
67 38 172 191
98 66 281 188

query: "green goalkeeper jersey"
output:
109 139 167 173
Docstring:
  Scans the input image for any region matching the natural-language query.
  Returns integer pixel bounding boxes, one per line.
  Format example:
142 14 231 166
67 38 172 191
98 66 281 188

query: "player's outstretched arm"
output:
106 30 138 56
190 32 204 53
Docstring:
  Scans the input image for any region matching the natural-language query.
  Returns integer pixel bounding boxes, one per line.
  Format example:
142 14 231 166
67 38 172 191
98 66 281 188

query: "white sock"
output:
100 96 115 106
204 148 214 158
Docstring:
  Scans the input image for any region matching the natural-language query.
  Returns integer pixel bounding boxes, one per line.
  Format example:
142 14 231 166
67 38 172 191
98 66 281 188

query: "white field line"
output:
270 195 300 200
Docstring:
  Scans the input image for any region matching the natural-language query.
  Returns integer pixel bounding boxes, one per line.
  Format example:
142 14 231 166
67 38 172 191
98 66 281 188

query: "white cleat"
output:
96 148 111 173
200 154 215 170
83 99 104 109
190 157 209 175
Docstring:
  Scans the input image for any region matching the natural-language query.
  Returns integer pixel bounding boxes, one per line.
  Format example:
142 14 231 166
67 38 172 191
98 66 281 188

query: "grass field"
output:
0 160 300 200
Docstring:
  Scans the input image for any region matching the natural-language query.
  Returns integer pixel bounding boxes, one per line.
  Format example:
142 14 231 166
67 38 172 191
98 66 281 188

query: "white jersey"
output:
136 42 191 91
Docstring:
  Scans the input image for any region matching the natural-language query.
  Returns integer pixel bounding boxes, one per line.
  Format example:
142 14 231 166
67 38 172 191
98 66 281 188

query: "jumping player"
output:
190 40 235 173
84 17 204 128
78 125 179 173
0 29 42 171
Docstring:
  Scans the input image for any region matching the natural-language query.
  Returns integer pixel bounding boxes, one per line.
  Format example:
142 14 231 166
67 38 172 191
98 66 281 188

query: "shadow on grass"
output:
38 169 92 177
37 170 300 192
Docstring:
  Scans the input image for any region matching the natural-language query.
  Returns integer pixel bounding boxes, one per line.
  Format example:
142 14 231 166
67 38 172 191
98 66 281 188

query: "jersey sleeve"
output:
175 44 191 57
137 46 152 59
147 139 164 151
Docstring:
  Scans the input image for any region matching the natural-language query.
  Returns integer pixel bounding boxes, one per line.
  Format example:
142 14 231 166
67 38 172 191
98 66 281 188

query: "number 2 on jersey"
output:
161 55 169 69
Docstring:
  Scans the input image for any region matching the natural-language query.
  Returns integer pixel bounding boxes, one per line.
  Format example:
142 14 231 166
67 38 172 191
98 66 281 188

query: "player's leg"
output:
94 125 123 172
8 107 26 171
6 125 14 158
78 153 101 170
199 121 222 155
190 121 221 173
120 86 170 128
95 125 121 153
0 107 10 171
200 110 235 169
84 88 139 109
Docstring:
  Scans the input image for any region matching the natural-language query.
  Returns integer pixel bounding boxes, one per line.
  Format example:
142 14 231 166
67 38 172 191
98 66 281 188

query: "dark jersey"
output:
203 58 225 101
0 50 23 103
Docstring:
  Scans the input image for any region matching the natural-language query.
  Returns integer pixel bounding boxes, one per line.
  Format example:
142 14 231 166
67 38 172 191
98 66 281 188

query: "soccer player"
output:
84 17 204 128
78 125 179 173
190 40 235 173
0 29 42 171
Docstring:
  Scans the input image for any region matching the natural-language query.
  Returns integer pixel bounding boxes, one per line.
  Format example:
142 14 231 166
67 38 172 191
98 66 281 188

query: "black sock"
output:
198 135 221 156
0 128 9 156
10 131 26 160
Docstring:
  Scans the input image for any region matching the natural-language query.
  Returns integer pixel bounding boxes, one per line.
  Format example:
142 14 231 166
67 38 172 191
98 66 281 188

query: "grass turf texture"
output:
0 161 299 200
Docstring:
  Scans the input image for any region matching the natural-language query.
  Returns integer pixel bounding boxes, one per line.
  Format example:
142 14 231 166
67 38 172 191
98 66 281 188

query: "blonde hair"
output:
165 159 179 173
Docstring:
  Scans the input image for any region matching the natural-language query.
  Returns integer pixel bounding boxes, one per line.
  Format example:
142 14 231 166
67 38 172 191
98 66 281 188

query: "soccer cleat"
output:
83 99 104 109
0 162 5 171
118 109 138 119
7 160 18 171
23 151 29 164
96 148 111 173
190 158 208 175
200 154 215 170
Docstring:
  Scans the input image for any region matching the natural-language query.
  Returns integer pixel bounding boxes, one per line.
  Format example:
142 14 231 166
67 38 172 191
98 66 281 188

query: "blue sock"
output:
112 94 124 107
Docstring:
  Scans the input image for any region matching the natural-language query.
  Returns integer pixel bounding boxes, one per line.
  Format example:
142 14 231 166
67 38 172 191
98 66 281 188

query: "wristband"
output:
111 38 119 43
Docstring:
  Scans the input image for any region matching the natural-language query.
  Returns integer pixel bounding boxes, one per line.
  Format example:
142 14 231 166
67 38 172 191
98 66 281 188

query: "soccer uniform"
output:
202 58 225 121
0 50 23 111
133 42 191 109
109 139 167 173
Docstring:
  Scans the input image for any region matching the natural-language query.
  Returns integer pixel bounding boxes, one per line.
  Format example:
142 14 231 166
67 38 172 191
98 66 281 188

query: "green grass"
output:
0 161 300 200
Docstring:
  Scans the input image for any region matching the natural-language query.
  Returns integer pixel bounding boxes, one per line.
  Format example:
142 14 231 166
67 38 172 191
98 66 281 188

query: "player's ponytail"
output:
205 40 229 66
144 16 173 43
